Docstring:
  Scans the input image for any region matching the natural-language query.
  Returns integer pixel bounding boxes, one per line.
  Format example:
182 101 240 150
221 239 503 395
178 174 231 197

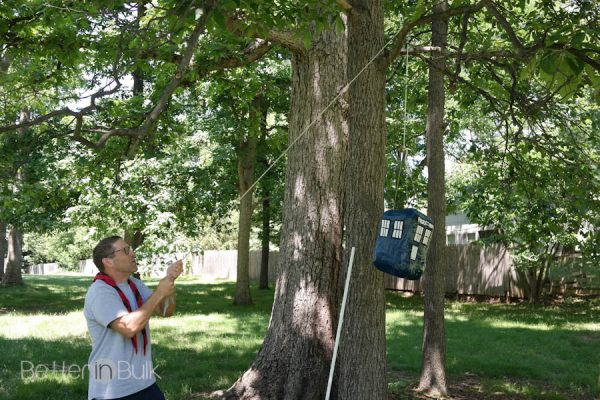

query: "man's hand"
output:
166 260 184 281
156 260 182 317
155 276 176 298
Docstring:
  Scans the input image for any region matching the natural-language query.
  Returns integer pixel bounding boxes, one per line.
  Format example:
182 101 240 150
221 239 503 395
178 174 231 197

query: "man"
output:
84 236 183 400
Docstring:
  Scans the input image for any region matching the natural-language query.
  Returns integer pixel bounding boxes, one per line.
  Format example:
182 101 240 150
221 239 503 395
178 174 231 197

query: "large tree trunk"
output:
224 24 347 399
337 1 387 399
3 226 24 285
259 193 270 290
417 1 449 397
233 99 260 306
0 221 6 281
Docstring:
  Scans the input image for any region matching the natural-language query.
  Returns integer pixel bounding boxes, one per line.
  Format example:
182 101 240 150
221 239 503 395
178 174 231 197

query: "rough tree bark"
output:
417 0 449 396
224 23 347 399
0 221 6 280
337 1 387 399
3 226 24 286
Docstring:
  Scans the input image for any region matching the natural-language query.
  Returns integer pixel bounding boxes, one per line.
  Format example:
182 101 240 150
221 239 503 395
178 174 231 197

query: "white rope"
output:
402 42 410 166
394 42 412 207
403 42 417 208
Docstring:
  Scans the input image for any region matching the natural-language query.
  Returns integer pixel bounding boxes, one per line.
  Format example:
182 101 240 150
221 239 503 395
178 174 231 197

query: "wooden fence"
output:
384 244 526 297
190 246 525 296
188 250 280 282
73 245 596 298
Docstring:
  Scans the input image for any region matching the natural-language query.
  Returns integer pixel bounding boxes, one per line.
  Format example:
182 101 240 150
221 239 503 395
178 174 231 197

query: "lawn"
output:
0 275 598 399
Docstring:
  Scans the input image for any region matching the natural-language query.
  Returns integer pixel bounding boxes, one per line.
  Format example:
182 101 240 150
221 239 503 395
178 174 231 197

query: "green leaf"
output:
584 64 600 87
335 16 345 34
221 0 237 12
413 0 425 19
557 76 580 100
212 10 226 30
519 55 538 81
303 30 312 50
452 0 468 6
564 54 584 76
571 32 586 47
539 51 558 75
316 21 325 36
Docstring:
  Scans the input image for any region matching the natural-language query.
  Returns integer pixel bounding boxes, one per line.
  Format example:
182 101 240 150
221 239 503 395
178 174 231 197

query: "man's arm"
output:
154 260 184 318
109 277 175 338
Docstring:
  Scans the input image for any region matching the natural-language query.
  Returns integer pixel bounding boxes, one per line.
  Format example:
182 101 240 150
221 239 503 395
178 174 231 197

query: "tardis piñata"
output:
373 208 434 280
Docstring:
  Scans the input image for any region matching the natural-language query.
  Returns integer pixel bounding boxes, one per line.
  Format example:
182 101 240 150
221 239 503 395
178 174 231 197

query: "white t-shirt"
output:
84 277 155 400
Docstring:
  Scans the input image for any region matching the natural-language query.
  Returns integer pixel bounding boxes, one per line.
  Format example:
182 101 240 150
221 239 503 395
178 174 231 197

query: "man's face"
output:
105 239 137 274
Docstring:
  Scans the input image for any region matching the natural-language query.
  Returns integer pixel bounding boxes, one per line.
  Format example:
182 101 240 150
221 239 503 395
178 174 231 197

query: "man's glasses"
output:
111 246 131 256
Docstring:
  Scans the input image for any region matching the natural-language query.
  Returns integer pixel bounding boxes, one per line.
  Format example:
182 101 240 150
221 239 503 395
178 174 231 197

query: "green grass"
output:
386 293 600 399
1 275 599 399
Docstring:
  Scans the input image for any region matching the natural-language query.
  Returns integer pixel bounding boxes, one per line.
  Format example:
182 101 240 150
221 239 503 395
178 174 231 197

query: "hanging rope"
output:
394 42 411 207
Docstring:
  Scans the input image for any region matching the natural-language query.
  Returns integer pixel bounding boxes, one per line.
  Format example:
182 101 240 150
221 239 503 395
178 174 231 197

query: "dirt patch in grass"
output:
196 374 595 400
387 371 594 400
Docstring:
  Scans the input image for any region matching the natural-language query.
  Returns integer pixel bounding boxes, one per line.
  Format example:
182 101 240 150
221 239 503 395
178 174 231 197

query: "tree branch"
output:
0 0 219 150
560 46 600 72
383 0 485 68
451 11 472 90
418 53 506 112
336 0 353 11
225 12 303 53
181 39 273 88
482 0 528 56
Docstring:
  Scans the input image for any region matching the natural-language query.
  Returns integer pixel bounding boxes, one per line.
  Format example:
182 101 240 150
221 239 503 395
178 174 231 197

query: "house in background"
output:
445 212 495 245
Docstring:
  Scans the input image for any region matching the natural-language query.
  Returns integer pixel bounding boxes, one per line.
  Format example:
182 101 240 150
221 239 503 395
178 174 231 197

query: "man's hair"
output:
92 236 122 271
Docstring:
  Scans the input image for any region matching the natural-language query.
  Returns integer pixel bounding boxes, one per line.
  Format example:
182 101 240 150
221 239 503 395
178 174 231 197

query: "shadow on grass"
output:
2 276 598 399
0 336 90 400
385 292 600 398
0 330 260 400
0 276 276 317
0 275 91 314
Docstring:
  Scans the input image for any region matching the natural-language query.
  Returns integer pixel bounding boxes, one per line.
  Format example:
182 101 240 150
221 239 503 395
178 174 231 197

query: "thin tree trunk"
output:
337 1 387 399
124 230 145 249
224 23 347 399
123 3 147 254
258 103 271 291
0 221 6 281
3 110 28 286
528 262 547 304
3 226 24 285
233 102 259 305
0 55 7 282
417 0 449 396
0 55 8 282
259 193 270 290
535 265 545 303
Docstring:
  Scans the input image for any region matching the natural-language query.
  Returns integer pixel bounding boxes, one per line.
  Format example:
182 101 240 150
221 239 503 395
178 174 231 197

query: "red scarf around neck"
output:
93 272 148 355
